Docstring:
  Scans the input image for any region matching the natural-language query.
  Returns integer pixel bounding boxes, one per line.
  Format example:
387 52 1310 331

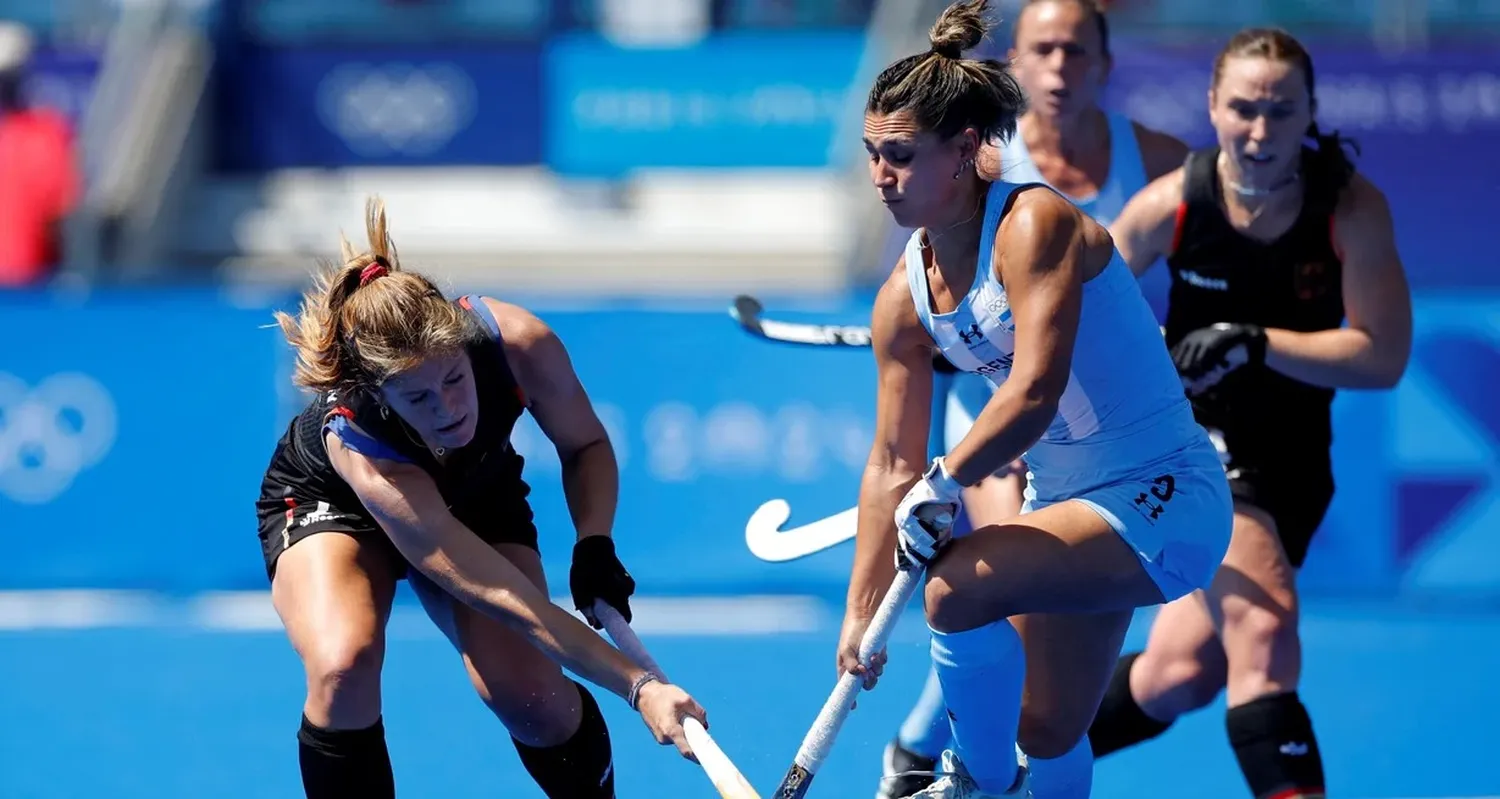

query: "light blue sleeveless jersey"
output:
909 180 1203 502
999 112 1168 322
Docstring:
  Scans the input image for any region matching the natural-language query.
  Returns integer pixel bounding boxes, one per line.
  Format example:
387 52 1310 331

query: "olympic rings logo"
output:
0 373 117 505
316 62 477 158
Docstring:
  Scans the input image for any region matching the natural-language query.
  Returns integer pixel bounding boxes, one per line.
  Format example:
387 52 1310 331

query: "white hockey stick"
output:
593 601 762 799
744 500 858 562
772 567 924 798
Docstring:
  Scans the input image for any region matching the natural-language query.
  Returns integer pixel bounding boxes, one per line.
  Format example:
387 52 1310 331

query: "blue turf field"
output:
1 593 1496 799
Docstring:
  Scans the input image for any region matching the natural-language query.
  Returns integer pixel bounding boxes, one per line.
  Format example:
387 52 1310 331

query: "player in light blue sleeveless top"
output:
884 2 1190 795
845 4 1231 797
906 180 1211 511
941 109 1170 512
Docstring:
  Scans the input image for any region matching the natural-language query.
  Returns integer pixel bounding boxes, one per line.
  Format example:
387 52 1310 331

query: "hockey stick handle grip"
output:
772 567 924 798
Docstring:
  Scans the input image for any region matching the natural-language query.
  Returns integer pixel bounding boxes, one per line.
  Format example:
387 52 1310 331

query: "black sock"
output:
512 681 615 799
1227 692 1326 798
297 715 396 799
1088 652 1174 758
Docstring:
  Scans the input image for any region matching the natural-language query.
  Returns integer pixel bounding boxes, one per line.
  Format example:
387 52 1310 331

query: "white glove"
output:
894 457 964 570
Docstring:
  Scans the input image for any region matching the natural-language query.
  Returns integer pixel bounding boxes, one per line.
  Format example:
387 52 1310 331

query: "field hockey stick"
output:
730 295 874 348
593 601 762 799
729 295 962 373
731 293 1166 355
773 566 925 799
745 499 859 563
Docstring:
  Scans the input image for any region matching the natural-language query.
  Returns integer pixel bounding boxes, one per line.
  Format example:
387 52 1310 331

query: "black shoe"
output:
877 738 939 799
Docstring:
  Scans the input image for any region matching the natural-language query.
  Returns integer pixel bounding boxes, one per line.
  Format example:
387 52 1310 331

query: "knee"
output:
1223 602 1302 697
301 637 384 720
925 557 1005 633
1232 599 1299 649
482 670 582 747
1137 649 1225 714
1017 709 1089 761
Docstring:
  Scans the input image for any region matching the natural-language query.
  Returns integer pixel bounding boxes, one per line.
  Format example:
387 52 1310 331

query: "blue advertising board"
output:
2 288 1499 600
543 31 865 175
0 289 288 590
216 45 543 169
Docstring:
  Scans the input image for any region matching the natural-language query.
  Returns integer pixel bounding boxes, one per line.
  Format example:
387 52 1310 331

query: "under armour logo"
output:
1132 474 1177 521
958 324 983 345
1133 493 1166 519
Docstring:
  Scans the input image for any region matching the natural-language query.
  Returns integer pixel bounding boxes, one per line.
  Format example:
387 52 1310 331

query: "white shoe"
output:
904 748 1031 799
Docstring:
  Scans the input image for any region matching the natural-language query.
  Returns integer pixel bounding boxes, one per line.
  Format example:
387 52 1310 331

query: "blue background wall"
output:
3 289 1496 600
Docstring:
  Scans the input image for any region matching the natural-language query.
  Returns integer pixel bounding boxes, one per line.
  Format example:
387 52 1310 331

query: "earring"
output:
953 158 974 180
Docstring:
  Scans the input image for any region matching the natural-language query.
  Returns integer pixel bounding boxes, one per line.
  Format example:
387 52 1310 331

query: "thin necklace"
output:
921 196 984 250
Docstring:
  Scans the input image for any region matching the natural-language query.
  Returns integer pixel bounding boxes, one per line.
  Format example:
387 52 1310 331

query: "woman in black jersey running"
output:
1089 28 1412 799
255 197 706 799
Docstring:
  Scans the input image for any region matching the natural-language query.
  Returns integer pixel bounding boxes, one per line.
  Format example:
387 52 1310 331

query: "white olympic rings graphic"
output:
316 61 478 157
0 372 117 505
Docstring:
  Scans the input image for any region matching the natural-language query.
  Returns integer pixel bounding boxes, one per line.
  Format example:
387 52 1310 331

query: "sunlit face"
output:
378 350 479 452
1009 1 1110 120
1209 55 1314 188
863 110 977 228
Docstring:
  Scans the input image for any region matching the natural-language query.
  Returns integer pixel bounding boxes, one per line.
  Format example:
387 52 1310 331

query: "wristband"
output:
628 672 661 711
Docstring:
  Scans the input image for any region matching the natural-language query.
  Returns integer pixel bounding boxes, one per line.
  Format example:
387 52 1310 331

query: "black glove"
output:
570 536 636 628
1170 323 1267 397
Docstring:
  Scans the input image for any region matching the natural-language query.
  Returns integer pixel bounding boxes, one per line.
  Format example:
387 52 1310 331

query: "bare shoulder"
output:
323 422 412 499
1000 184 1085 242
480 296 558 352
871 255 927 356
1125 166 1188 223
1001 185 1119 278
1131 122 1191 180
873 256 919 329
1334 172 1393 227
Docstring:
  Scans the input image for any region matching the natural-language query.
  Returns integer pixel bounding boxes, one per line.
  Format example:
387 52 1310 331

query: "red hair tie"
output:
359 262 388 286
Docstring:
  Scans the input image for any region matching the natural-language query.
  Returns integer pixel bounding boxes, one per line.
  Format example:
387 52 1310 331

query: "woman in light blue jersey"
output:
882 2 1187 794
840 2 1232 798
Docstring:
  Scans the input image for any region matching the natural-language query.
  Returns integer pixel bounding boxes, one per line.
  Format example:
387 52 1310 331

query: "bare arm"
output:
1133 123 1191 182
944 188 1096 486
1110 169 1185 278
491 299 618 542
327 436 646 700
847 265 937 618
1263 175 1413 389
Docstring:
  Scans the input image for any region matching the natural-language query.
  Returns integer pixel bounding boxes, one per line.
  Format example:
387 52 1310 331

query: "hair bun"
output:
927 0 991 60
930 40 964 59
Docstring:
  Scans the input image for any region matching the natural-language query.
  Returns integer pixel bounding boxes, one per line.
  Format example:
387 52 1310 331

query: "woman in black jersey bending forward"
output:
1088 28 1412 799
255 197 706 799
